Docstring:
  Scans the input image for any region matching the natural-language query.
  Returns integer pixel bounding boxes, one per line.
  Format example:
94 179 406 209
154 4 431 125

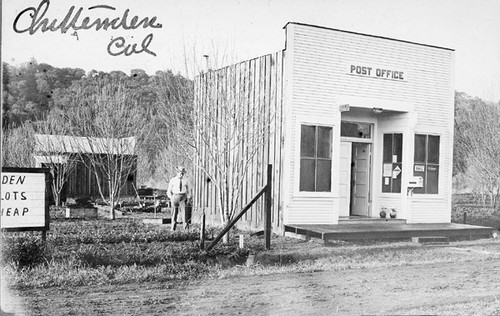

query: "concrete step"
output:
412 236 450 245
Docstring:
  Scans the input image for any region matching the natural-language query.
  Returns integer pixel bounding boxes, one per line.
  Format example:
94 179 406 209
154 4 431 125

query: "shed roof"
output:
34 134 136 156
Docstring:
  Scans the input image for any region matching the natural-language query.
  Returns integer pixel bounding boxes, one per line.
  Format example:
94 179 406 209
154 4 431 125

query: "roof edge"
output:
283 22 455 52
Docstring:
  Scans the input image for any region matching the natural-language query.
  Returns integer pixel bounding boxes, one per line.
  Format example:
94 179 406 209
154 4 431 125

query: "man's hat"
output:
177 166 187 173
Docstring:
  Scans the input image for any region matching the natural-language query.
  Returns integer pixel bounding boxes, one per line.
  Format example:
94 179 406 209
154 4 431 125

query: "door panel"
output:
339 142 352 217
351 143 370 216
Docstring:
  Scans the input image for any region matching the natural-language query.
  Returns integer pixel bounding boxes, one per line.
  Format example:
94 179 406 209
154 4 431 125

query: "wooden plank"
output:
249 58 257 223
265 164 272 249
193 75 199 211
196 75 203 212
255 56 266 226
284 223 493 241
201 72 209 215
268 54 277 228
263 54 270 227
240 61 249 223
273 51 283 229
245 59 254 222
276 50 285 230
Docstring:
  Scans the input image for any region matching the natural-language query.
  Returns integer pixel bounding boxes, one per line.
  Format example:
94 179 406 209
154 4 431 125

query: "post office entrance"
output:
339 121 373 217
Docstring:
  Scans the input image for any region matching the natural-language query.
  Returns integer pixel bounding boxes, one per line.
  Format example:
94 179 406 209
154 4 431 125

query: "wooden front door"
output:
339 142 352 217
351 143 371 216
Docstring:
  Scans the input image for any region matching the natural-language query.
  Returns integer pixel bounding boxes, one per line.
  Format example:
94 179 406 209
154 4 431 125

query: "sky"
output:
2 0 500 102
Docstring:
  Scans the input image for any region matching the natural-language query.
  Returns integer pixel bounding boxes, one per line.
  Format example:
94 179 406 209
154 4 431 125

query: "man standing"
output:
167 166 191 231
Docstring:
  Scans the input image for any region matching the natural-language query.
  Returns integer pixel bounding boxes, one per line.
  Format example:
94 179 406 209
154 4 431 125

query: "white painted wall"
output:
282 23 454 225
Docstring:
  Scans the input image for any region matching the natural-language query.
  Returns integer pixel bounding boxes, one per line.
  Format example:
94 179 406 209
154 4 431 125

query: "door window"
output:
382 133 403 193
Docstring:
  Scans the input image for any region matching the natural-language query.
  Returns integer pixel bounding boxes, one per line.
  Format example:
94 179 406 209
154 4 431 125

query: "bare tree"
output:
63 78 143 219
455 99 500 209
1 121 36 168
155 60 276 243
150 70 194 176
33 115 78 206
197 68 272 242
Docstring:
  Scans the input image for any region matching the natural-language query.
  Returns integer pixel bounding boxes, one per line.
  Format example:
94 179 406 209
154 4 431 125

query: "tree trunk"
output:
222 212 230 244
54 193 60 207
222 219 231 245
109 179 115 220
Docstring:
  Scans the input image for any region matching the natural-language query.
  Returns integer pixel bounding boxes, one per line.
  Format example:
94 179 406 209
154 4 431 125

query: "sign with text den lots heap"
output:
1 170 48 230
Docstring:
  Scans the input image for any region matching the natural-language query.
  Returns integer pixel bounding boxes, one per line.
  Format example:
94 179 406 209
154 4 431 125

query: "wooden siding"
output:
283 23 454 224
63 155 136 200
193 51 285 231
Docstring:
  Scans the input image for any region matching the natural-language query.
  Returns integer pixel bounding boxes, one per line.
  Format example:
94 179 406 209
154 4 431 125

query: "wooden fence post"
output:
200 176 211 249
200 212 206 249
265 164 272 250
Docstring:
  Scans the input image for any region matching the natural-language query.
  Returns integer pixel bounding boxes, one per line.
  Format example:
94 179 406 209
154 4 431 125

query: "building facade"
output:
193 22 455 231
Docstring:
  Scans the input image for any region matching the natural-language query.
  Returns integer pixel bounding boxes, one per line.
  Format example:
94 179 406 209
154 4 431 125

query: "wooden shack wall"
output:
66 154 136 200
193 51 285 232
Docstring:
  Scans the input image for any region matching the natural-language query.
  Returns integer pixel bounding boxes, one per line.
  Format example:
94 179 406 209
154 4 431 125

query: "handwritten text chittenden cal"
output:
13 0 163 57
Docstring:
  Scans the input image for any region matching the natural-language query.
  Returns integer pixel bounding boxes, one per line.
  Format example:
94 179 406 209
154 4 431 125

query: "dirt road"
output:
9 253 500 316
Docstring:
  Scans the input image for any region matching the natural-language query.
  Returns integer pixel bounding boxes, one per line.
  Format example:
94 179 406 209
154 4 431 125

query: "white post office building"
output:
193 22 455 232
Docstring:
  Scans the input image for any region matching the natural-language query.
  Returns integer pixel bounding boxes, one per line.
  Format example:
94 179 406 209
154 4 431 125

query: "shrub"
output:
1 235 47 269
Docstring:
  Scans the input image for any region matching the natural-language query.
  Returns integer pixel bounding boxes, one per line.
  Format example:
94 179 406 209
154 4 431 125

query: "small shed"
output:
193 22 455 234
34 134 137 201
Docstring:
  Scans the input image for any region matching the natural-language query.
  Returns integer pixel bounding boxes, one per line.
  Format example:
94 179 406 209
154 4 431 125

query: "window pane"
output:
414 135 426 162
299 158 315 191
383 134 393 163
428 136 440 164
413 166 426 194
300 125 316 157
317 127 332 158
393 134 403 163
392 163 402 193
382 176 392 193
316 159 332 191
341 122 371 138
427 165 439 194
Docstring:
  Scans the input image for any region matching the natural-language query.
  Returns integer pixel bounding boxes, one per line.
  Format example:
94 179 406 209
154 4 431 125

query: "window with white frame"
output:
413 134 440 194
299 124 332 192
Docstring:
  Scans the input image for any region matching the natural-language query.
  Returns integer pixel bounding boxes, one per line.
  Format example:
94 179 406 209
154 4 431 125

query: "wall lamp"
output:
372 107 383 114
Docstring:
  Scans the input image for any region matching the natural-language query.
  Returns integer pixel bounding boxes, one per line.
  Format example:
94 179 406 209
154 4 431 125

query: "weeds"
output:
2 211 499 290
1 218 252 289
1 235 48 270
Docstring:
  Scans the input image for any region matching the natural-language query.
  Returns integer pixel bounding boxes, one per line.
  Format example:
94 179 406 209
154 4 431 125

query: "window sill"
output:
410 194 444 199
293 191 335 199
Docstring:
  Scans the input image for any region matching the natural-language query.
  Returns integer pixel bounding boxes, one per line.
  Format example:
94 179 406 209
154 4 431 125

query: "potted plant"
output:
380 208 388 218
390 208 397 218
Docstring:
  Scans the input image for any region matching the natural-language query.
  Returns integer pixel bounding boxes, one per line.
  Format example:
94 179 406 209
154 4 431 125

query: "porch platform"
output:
284 221 494 242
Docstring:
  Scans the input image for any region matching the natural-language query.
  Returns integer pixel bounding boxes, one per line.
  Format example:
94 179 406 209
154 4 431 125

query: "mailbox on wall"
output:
408 176 423 188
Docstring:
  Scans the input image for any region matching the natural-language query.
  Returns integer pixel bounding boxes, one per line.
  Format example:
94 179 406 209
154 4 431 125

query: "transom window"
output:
299 125 332 192
341 121 372 139
413 134 440 194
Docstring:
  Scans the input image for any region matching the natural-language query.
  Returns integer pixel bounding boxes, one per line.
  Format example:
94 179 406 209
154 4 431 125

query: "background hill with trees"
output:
2 59 193 190
2 59 500 210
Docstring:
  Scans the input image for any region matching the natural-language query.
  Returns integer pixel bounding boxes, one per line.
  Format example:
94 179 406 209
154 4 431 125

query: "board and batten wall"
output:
282 23 455 224
193 52 285 231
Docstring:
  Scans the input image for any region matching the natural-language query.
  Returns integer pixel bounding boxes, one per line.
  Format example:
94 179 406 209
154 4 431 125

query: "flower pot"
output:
390 209 397 218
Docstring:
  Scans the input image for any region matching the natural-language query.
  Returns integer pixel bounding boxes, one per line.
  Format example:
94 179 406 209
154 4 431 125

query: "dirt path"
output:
8 255 500 316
